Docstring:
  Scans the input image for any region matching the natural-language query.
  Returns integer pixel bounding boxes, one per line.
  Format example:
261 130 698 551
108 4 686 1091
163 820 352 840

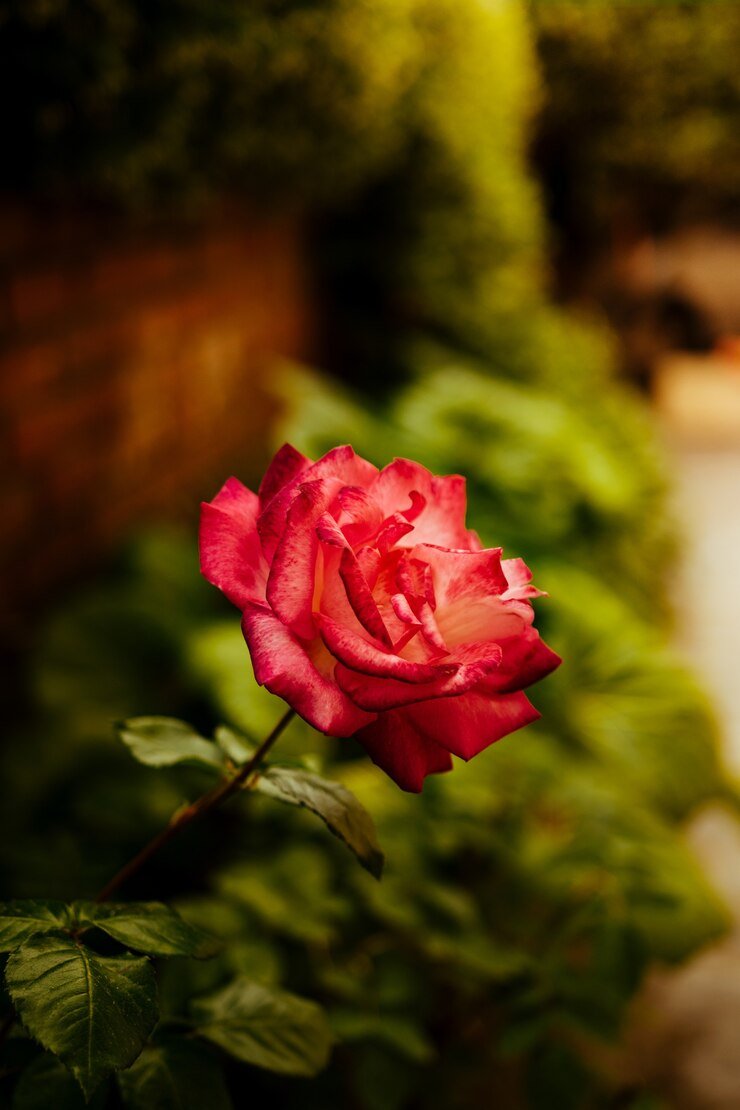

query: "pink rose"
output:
199 444 560 792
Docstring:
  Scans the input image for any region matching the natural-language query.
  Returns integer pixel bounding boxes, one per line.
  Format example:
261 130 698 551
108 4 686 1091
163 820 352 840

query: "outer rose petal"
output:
502 557 545 600
199 478 267 608
478 629 562 695
258 443 310 506
371 460 475 550
241 603 375 737
408 691 541 760
354 711 453 793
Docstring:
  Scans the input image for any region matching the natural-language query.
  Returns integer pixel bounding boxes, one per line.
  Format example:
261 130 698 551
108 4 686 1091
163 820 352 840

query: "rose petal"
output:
266 478 343 639
408 691 541 760
338 486 384 546
314 516 393 646
334 653 502 711
241 603 375 736
371 461 474 550
502 557 545 600
339 548 393 647
258 445 378 559
415 544 509 605
410 474 475 549
354 711 453 792
199 478 267 608
258 443 310 506
476 629 561 694
318 614 453 682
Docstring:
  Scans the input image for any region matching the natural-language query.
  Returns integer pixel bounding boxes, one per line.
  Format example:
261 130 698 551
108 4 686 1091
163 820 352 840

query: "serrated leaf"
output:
255 767 384 878
213 726 255 766
117 718 226 772
191 976 333 1077
117 1037 232 1110
73 902 215 959
12 1053 107 1110
0 901 72 953
6 935 157 1097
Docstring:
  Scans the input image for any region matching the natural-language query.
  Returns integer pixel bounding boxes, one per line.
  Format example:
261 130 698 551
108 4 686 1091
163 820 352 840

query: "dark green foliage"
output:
191 976 334 1078
12 1054 106 1110
0 903 73 953
0 900 212 960
0 0 457 211
117 1038 232 1110
6 936 157 1097
74 902 214 959
531 0 740 235
0 892 336 1099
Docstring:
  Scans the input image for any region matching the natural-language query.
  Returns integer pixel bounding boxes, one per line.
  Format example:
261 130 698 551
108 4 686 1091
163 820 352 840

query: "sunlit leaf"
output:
213 726 255 766
117 718 226 773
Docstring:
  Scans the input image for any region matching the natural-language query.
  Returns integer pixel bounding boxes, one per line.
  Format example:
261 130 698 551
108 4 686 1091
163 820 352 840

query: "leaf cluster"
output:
1 892 334 1103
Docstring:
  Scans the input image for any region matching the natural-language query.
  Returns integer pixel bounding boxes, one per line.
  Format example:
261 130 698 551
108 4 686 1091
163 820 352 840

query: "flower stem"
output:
94 707 296 903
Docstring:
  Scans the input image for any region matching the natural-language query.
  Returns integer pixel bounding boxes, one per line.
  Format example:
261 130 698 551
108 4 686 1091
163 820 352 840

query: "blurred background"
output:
1 1 740 1107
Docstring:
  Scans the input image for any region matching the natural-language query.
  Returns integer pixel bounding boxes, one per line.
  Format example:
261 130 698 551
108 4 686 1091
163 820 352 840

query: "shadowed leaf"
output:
6 935 157 1097
117 1037 232 1110
255 766 384 878
74 901 215 959
191 976 333 1077
0 901 72 953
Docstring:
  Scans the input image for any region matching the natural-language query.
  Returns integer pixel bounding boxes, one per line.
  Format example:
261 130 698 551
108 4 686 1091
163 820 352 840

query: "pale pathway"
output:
625 358 740 1108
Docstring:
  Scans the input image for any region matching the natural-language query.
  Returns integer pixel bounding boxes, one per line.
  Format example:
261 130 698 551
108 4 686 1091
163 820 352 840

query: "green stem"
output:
94 707 296 903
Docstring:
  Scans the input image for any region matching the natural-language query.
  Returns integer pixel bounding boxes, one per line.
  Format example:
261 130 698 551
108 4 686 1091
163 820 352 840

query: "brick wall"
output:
0 202 316 638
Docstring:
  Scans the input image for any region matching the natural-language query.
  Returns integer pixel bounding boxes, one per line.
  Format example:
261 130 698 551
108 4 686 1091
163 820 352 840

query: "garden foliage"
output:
531 0 740 236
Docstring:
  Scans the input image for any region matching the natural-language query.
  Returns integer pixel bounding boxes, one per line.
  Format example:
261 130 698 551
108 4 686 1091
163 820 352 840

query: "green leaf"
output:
73 902 215 959
330 1010 433 1064
213 726 255 766
6 935 157 1097
117 718 226 773
0 902 72 953
12 1053 107 1110
191 976 333 1077
117 1037 232 1110
255 766 384 878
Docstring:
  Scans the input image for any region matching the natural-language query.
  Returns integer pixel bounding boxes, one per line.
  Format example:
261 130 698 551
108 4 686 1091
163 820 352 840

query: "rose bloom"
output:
200 444 560 792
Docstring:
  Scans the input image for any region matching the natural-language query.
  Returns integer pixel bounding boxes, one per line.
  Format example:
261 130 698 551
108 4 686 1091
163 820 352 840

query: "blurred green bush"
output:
531 0 740 238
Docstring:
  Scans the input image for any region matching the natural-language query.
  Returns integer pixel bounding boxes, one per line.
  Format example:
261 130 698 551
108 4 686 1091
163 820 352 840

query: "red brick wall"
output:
0 203 315 636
